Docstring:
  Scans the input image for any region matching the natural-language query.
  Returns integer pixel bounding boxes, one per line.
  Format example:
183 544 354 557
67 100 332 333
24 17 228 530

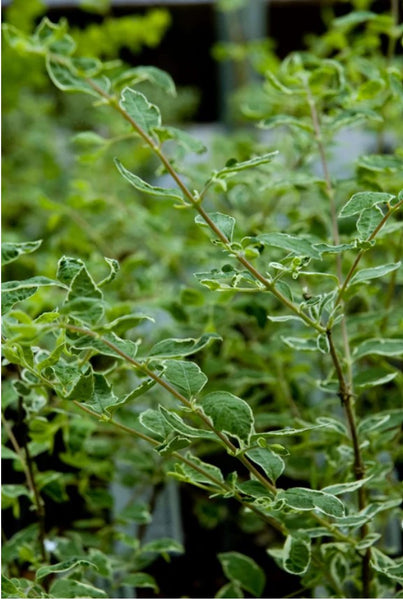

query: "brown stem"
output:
2 405 48 566
73 401 285 534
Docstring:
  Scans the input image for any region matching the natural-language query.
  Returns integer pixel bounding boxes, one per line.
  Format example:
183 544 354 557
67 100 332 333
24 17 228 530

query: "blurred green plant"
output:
2 3 403 599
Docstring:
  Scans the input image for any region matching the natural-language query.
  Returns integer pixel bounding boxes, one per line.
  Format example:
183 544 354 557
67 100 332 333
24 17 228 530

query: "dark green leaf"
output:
246 446 285 483
36 558 97 579
121 573 159 592
2 277 63 315
278 487 345 517
218 552 265 597
202 391 254 447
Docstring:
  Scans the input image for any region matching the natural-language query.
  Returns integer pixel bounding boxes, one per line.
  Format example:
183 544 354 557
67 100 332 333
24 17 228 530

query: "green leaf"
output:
114 158 183 202
282 534 311 575
202 391 254 447
156 435 191 455
117 65 176 96
333 10 377 28
119 87 161 135
67 264 103 300
120 502 151 525
1 240 42 266
339 191 394 217
141 537 184 556
98 257 120 286
1 277 62 315
349 262 401 285
354 368 397 389
370 548 403 583
170 452 225 487
214 152 279 178
353 338 403 359
218 552 265 597
57 256 84 285
36 558 97 579
82 373 120 415
215 581 244 598
278 487 345 517
246 446 285 484
163 360 208 398
139 408 170 440
282 337 317 351
155 125 206 153
121 573 159 592
259 115 313 132
148 333 221 358
50 578 107 598
357 154 403 172
322 476 373 496
46 56 109 97
356 205 384 239
159 406 216 441
257 233 322 259
195 212 236 243
70 332 140 361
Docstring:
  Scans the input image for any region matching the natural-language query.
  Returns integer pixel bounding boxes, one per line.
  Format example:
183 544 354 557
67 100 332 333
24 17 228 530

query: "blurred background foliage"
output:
2 0 402 597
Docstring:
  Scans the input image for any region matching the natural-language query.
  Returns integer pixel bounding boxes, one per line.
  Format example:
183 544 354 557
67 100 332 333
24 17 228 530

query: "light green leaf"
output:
265 70 295 94
339 191 394 217
169 452 225 487
282 337 317 351
246 446 285 483
333 10 377 28
67 264 103 301
50 578 107 598
257 233 322 259
195 212 236 242
46 56 109 97
349 262 401 285
120 502 151 525
278 487 345 517
357 154 403 172
155 125 206 153
370 548 403 583
117 65 176 96
218 552 265 597
57 256 84 285
2 277 62 315
259 115 313 132
159 406 217 441
148 333 221 358
163 360 208 398
114 158 183 202
353 338 403 359
69 332 140 361
1 240 42 266
283 535 311 575
141 537 184 555
98 257 120 286
322 476 373 496
356 205 384 239
82 374 120 415
119 87 161 134
139 408 170 440
36 558 97 579
354 368 397 388
121 573 159 592
214 152 279 179
202 391 254 447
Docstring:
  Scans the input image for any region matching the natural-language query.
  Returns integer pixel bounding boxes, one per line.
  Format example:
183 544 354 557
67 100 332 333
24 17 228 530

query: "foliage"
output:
2 2 403 598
